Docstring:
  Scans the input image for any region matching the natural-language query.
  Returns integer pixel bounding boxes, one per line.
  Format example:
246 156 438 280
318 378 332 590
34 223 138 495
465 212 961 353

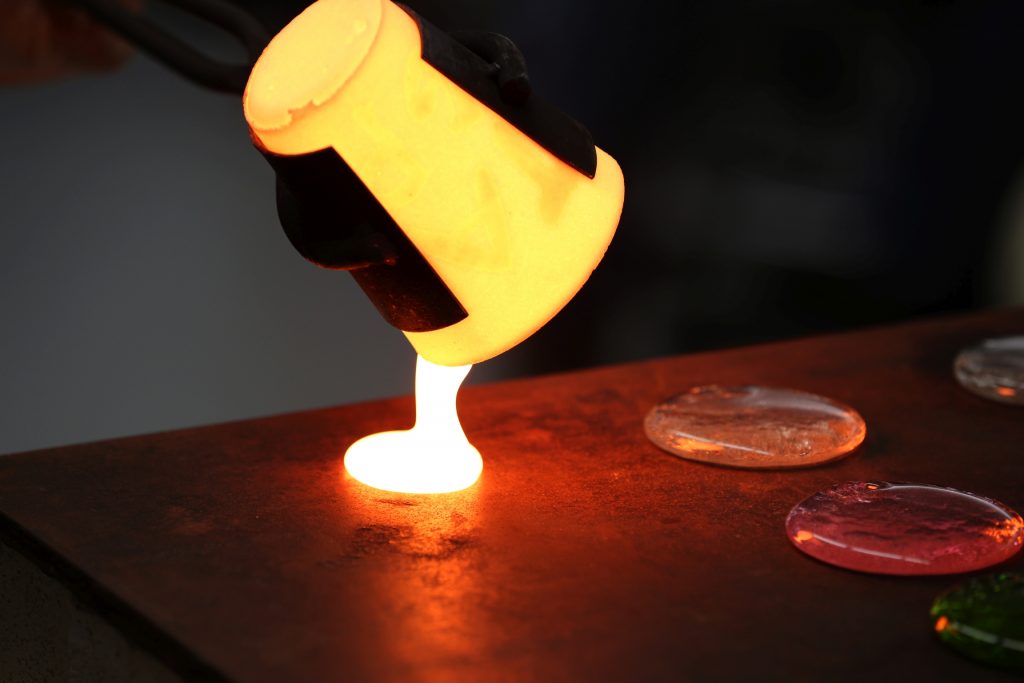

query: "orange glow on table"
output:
792 530 815 544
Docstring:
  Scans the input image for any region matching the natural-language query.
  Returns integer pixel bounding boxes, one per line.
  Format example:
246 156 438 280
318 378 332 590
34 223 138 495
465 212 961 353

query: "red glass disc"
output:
786 482 1024 575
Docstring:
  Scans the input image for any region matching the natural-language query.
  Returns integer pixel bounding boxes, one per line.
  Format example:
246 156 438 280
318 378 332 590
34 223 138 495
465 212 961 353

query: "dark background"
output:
2 0 1023 454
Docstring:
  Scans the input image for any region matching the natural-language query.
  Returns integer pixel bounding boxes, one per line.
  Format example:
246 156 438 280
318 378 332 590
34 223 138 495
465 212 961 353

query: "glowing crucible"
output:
244 0 624 493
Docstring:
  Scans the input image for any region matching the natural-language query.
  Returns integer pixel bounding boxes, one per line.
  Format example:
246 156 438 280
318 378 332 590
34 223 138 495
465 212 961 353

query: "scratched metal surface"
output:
1 309 1023 682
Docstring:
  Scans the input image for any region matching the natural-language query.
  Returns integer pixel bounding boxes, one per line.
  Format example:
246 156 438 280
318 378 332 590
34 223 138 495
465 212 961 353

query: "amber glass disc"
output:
644 385 865 469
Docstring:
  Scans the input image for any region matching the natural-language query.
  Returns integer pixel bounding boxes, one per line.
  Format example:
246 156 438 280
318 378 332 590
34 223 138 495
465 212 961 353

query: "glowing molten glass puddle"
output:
344 355 482 494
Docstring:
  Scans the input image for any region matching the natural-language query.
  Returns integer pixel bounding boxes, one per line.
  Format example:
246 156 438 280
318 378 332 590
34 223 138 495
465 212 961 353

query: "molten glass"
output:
344 355 482 494
247 0 625 494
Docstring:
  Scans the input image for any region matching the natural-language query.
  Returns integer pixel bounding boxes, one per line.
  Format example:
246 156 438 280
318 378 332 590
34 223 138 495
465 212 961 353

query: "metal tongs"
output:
66 0 534 101
67 0 270 94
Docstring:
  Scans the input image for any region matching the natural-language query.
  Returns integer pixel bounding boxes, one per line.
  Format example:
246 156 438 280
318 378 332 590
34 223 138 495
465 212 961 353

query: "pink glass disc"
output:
644 385 865 469
787 482 1024 575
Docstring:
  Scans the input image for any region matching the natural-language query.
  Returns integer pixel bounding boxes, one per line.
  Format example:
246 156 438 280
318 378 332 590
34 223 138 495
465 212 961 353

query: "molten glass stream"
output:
343 355 482 494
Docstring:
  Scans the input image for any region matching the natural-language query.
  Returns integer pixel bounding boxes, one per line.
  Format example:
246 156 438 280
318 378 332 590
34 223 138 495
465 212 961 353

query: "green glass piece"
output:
931 573 1024 673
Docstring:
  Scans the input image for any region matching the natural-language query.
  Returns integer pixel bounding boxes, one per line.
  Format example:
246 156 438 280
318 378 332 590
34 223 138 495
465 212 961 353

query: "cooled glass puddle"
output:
787 482 1024 575
932 572 1024 673
954 335 1024 405
644 385 866 469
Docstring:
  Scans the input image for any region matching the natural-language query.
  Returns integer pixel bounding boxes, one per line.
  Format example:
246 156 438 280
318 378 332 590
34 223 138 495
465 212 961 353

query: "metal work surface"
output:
1 309 1023 682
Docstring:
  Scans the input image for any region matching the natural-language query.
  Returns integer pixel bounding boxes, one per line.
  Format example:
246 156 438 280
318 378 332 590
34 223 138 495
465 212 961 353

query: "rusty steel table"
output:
1 309 1023 682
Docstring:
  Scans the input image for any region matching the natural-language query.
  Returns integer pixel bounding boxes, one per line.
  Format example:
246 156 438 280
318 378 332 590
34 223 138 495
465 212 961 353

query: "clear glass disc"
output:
954 335 1024 405
644 385 866 469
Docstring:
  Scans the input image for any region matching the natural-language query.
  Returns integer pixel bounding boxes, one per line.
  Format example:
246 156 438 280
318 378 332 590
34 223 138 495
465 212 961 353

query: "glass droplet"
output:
787 482 1024 575
954 335 1024 405
644 385 866 469
932 573 1024 673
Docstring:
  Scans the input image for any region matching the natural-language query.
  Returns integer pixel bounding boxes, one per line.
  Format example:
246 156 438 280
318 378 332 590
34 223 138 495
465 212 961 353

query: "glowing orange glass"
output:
244 0 624 493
